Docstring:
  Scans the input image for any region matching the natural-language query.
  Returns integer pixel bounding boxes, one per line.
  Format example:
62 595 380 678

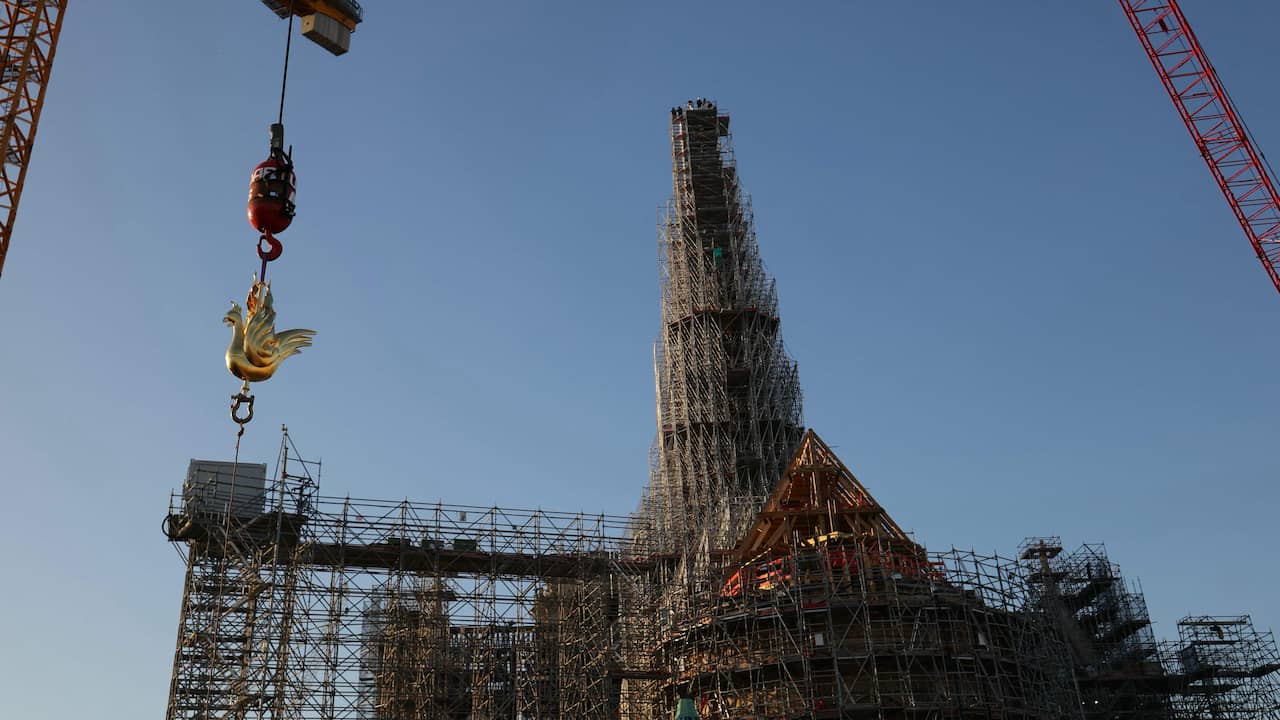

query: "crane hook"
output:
257 232 283 262
257 232 283 282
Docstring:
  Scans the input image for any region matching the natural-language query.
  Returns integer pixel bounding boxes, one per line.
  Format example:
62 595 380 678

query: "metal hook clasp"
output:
231 388 255 434
257 232 283 262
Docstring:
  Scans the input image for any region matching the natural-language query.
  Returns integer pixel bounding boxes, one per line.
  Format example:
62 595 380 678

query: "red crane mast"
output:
1119 0 1280 296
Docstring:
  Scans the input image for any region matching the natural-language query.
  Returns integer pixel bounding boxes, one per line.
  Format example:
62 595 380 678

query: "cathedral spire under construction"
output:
640 99 805 556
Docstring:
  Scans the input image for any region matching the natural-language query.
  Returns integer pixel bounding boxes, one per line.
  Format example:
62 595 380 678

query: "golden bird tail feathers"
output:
274 328 316 360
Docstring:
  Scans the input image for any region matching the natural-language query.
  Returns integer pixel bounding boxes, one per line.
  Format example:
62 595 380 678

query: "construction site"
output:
4 3 1275 720
159 96 1280 719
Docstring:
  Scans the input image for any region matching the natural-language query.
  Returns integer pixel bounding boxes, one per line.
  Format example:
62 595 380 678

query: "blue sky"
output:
1 2 1277 717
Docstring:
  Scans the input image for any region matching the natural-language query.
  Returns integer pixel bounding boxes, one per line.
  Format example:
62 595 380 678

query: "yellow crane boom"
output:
0 0 67 282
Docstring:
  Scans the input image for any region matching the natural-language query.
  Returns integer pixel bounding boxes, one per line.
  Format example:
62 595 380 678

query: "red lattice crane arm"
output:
0 0 66 281
1119 0 1280 296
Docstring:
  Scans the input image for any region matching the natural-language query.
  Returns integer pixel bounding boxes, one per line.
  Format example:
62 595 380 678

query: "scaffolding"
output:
648 431 1082 719
658 546 1083 719
640 98 805 558
164 430 662 720
1019 538 1172 720
1162 615 1280 719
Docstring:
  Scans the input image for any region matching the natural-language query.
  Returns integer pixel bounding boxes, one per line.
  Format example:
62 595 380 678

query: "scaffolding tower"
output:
639 98 805 558
163 430 662 720
1163 615 1280 719
1019 538 1171 720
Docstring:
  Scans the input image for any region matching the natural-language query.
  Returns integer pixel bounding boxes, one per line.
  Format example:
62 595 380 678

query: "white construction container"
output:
182 459 268 518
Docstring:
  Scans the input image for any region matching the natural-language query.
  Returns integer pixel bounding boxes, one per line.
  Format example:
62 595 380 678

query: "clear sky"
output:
1 2 1277 717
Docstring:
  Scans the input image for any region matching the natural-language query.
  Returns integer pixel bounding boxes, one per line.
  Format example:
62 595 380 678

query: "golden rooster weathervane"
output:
225 277 314 384
225 278 315 431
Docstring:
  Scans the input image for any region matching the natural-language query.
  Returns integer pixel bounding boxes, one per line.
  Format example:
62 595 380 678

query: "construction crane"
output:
1119 0 1280 296
0 1 359 283
260 0 363 56
0 0 66 282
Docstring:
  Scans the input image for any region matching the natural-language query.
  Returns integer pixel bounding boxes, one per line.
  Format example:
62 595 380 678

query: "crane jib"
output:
1119 0 1280 297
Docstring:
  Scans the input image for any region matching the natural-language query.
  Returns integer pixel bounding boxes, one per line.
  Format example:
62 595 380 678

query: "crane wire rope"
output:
278 0 297 126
